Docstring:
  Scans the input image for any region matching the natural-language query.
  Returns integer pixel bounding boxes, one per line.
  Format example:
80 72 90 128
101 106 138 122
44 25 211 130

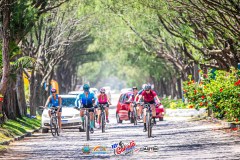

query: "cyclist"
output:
126 86 139 118
44 88 63 132
134 84 147 120
137 84 161 132
97 88 111 128
75 84 97 133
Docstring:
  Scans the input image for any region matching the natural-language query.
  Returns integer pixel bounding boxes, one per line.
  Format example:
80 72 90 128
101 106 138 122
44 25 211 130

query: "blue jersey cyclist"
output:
44 88 63 132
75 84 97 133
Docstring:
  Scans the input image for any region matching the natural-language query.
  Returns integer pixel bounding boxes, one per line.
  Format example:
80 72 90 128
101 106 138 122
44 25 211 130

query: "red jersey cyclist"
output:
126 86 139 118
137 84 161 132
97 88 111 128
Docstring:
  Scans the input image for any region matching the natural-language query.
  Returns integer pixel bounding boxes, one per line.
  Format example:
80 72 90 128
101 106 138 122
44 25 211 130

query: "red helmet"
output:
51 88 57 93
100 88 105 93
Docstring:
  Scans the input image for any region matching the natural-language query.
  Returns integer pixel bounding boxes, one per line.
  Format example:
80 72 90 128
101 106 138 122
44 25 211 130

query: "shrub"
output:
183 68 240 121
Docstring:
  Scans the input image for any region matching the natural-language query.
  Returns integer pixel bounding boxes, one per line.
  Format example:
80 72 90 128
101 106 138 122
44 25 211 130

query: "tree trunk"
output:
16 69 27 116
3 79 18 119
0 0 11 122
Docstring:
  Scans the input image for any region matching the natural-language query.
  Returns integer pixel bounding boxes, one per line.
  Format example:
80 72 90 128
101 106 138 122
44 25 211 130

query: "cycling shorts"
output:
81 104 94 112
52 106 62 112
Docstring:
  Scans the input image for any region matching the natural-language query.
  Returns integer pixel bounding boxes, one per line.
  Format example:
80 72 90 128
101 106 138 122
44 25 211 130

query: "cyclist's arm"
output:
92 93 97 106
74 94 81 107
44 96 51 108
107 95 111 105
57 96 62 112
154 95 160 104
137 94 143 103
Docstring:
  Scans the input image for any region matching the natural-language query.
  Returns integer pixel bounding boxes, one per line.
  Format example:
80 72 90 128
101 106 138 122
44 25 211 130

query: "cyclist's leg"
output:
143 107 147 131
97 106 101 127
57 108 62 130
48 110 51 118
88 105 94 131
105 103 109 122
137 104 142 118
80 108 84 123
151 104 156 117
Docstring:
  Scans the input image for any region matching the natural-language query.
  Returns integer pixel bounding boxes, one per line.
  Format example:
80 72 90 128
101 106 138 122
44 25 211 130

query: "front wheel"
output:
147 112 152 138
85 116 90 141
133 107 137 125
50 117 57 136
101 112 105 133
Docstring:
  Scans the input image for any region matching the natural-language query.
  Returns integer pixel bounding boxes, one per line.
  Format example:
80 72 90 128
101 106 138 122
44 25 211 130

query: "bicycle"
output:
143 103 157 138
98 104 107 133
82 107 94 141
49 107 59 137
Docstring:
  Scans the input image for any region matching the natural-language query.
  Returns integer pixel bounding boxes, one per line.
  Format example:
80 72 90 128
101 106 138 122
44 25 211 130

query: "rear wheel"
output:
116 113 122 123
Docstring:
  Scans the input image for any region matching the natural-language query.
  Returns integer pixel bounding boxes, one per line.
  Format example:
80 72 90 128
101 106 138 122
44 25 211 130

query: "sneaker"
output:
143 127 147 132
106 119 109 123
97 124 101 129
90 128 94 133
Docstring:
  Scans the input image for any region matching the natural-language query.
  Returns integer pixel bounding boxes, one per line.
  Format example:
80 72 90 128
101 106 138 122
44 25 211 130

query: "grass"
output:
0 116 41 151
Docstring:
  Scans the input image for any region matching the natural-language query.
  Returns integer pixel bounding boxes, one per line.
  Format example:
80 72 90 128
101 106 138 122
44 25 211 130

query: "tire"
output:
79 127 84 132
116 113 122 123
42 128 49 133
101 112 105 133
50 118 56 136
130 112 134 123
85 116 90 141
56 118 59 136
147 112 152 138
133 107 137 125
159 117 164 121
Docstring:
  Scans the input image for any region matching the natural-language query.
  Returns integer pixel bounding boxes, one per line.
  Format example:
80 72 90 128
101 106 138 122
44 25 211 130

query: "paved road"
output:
1 94 240 160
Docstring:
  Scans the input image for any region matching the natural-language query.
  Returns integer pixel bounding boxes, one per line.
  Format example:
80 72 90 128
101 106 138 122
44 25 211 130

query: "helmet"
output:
51 88 57 93
142 84 147 89
132 86 137 90
83 84 90 91
100 88 106 93
144 84 151 90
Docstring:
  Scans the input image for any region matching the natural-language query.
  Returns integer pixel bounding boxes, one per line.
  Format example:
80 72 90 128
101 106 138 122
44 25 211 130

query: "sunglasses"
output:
100 92 105 93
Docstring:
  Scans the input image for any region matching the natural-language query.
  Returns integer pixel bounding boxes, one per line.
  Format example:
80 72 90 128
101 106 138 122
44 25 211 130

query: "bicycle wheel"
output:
147 112 152 138
55 117 59 136
50 117 56 136
133 107 137 125
85 115 90 141
101 111 105 133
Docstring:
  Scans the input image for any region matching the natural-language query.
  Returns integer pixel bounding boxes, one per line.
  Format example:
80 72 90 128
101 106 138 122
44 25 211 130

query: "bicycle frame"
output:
50 107 59 136
82 107 94 141
99 104 107 133
143 103 154 138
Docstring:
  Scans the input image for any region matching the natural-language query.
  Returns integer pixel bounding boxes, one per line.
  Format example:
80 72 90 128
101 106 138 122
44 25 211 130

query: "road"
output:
1 94 240 160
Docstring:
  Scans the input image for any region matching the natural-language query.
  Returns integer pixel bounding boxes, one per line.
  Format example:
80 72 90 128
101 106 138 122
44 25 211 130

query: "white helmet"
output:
142 84 147 89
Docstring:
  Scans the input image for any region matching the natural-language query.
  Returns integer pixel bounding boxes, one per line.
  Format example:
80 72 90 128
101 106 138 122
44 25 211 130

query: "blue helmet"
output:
83 84 90 91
